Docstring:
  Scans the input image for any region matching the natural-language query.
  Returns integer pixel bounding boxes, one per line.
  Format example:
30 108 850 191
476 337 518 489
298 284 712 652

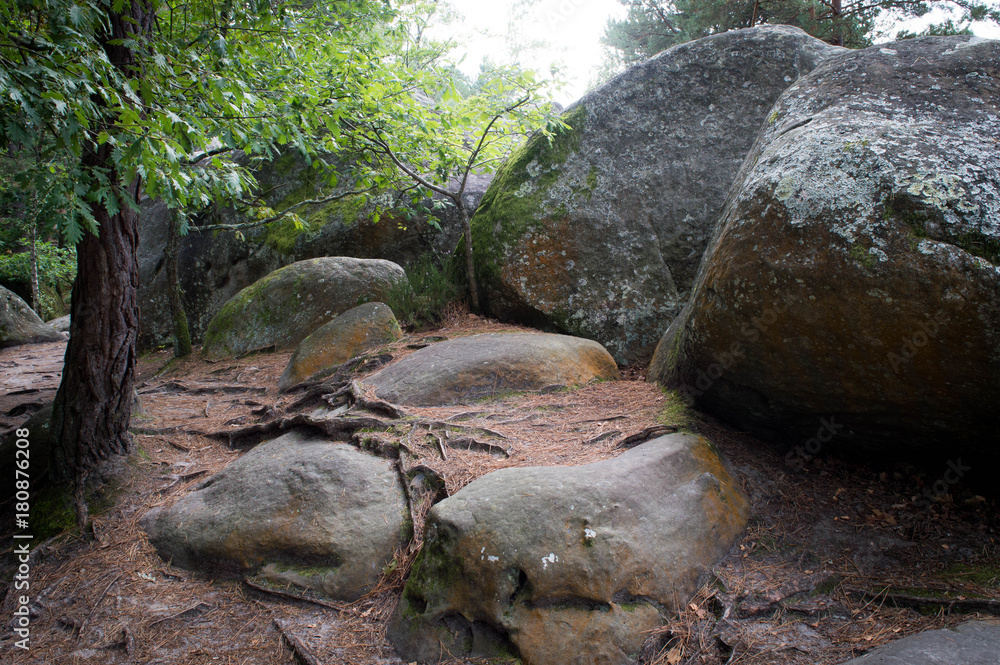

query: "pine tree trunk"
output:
165 212 192 357
49 0 152 525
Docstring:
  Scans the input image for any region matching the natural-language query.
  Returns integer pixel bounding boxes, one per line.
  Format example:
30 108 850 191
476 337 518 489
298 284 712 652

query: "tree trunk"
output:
457 198 480 312
49 0 152 525
165 212 192 357
29 219 39 315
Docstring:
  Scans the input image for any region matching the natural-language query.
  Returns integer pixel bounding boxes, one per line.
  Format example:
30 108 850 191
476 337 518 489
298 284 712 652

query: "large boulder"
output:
649 36 1000 458
388 433 749 665
470 25 845 364
141 429 407 600
0 285 65 348
363 332 620 406
278 302 402 390
840 620 1000 665
137 151 490 350
201 257 406 360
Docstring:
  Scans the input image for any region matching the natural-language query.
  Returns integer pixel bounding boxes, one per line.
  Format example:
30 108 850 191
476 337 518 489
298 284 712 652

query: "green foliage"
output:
0 239 76 318
384 254 462 329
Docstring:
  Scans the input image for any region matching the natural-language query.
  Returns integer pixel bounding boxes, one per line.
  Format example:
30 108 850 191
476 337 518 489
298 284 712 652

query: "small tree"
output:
355 63 565 311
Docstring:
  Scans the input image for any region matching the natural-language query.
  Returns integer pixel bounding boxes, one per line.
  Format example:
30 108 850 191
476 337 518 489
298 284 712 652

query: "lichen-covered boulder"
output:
388 433 749 665
46 314 71 333
141 429 407 600
841 620 1000 665
363 332 620 406
201 257 406 360
278 302 402 390
470 25 845 364
649 36 1000 457
1 285 65 348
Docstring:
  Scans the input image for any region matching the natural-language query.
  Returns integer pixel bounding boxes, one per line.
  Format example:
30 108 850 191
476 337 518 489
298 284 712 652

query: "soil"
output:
1 312 999 665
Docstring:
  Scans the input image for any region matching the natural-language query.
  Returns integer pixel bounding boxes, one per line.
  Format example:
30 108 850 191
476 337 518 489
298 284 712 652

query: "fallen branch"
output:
844 587 1000 615
243 579 347 613
584 431 620 446
273 618 325 665
446 436 509 457
349 380 412 419
76 573 122 641
147 602 213 628
617 425 678 449
140 380 267 395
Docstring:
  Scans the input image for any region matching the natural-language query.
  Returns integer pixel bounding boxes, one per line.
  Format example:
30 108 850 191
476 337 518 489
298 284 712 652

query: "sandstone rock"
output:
1 285 65 348
388 433 749 665
141 429 407 600
137 151 489 350
840 620 1000 665
363 332 620 406
278 302 402 390
649 35 1000 457
201 257 406 360
470 26 845 364
46 314 71 333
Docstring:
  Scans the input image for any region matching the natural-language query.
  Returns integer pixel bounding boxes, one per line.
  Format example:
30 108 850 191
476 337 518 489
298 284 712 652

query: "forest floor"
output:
1 311 999 665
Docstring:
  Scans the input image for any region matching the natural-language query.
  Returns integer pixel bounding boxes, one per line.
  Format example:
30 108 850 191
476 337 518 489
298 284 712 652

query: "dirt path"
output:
0 341 65 438
2 317 999 665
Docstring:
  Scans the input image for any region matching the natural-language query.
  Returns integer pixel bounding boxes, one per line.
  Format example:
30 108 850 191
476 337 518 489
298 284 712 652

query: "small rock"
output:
363 332 620 406
141 429 407 600
278 302 402 390
388 432 749 665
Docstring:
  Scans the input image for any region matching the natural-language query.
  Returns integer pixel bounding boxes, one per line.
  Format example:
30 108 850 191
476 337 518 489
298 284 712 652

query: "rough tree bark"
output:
50 0 153 524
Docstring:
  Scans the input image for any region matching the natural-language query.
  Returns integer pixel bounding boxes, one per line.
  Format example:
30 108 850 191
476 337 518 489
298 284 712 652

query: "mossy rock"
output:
1 285 65 348
141 430 407 601
469 26 845 364
202 257 406 360
388 433 749 665
278 302 402 390
649 35 1000 460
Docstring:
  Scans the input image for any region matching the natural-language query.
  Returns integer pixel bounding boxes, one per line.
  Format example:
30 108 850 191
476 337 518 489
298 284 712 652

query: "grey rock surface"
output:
389 433 749 665
649 35 1000 457
0 285 65 348
279 301 402 390
201 257 406 360
46 314 71 333
838 620 1000 665
363 332 620 406
141 429 407 601
471 25 845 363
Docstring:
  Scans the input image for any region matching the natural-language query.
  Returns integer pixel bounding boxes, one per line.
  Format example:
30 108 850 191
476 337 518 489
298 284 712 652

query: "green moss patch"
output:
470 104 589 289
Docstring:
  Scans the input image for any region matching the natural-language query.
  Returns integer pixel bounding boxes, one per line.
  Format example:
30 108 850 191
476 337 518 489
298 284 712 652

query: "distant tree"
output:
601 0 1000 71
356 62 564 311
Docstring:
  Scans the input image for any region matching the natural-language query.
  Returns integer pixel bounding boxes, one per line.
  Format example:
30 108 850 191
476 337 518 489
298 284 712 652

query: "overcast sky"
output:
441 0 1000 106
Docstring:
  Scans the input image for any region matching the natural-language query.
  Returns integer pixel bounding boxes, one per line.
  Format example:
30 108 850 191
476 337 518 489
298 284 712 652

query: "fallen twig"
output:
273 617 324 665
617 425 678 448
844 587 1000 615
76 573 122 641
243 579 347 612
